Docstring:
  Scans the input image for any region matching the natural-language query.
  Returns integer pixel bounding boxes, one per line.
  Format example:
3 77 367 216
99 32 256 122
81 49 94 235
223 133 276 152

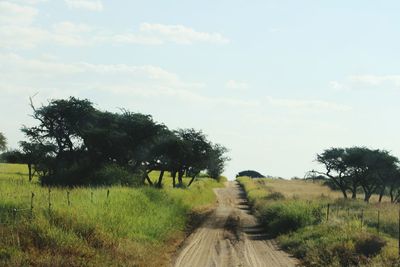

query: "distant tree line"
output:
2 97 229 187
314 147 400 202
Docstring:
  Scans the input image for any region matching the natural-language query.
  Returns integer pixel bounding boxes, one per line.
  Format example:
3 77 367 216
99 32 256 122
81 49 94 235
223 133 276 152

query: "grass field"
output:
237 177 400 267
0 163 224 267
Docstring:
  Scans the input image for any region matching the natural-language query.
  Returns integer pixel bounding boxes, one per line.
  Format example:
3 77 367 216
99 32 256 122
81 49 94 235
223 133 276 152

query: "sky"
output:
1 0 400 179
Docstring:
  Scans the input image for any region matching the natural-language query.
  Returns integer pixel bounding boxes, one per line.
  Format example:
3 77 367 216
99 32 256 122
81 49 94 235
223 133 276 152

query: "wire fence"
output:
325 203 400 255
0 188 112 227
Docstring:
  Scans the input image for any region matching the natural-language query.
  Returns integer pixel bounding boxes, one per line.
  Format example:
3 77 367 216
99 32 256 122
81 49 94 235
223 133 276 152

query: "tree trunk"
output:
28 163 32 182
145 173 153 186
390 187 395 203
178 170 184 187
378 187 385 203
157 170 165 188
340 187 348 199
364 191 372 202
172 171 176 188
187 175 196 187
351 183 357 199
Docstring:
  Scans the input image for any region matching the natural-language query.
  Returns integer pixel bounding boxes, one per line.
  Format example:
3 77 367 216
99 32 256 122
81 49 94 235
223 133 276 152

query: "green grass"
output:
0 163 224 267
237 176 400 267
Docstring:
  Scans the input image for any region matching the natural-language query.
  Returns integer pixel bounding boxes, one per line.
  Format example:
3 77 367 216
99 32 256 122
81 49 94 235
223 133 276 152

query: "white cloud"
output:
0 53 257 110
64 0 103 11
139 23 230 45
108 33 163 45
329 81 348 90
0 1 38 25
350 75 400 87
226 80 248 89
266 96 351 112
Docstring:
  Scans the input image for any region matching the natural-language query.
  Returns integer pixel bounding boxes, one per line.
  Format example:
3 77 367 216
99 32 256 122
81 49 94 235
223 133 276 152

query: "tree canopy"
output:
236 170 265 178
9 97 229 187
315 147 400 202
0 132 6 151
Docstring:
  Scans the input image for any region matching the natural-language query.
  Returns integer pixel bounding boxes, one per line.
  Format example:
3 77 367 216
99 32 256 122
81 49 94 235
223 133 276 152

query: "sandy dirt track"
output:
173 181 298 267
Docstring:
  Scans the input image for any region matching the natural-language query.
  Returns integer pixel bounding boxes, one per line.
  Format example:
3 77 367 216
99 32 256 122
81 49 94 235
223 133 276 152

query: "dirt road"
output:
173 181 298 267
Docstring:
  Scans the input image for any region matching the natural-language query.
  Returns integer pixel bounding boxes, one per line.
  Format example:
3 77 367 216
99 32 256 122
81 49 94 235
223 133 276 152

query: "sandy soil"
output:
173 181 299 267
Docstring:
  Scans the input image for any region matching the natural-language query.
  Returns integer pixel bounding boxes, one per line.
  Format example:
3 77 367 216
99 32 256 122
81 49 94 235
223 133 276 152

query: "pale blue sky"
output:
1 0 400 179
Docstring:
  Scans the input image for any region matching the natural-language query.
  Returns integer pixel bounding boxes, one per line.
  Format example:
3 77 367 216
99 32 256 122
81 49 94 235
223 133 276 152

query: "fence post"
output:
67 191 71 206
12 208 17 224
360 209 364 229
326 204 330 222
30 192 35 218
48 188 52 213
377 210 380 235
107 189 110 200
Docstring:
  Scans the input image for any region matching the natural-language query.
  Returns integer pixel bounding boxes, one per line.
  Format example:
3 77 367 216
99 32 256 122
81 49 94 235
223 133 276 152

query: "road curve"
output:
173 181 298 267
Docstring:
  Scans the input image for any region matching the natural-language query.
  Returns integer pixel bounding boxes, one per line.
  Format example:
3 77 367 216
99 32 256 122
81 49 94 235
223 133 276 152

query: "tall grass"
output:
237 176 400 266
0 163 223 266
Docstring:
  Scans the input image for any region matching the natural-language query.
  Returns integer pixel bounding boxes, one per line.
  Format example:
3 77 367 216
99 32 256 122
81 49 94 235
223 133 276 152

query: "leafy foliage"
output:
0 132 6 151
315 147 400 202
8 97 229 187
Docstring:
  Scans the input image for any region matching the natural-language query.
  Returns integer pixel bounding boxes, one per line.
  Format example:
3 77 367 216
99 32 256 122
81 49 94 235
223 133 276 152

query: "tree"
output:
236 170 265 178
207 144 230 180
316 146 400 202
21 97 96 185
315 148 350 198
386 167 400 203
344 147 371 199
19 97 229 187
176 129 212 187
0 132 6 151
358 149 398 202
19 141 56 181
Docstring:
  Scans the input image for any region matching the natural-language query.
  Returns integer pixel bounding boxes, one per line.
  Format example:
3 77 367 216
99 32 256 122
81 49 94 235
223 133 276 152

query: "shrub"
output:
93 164 142 186
257 201 323 236
264 192 285 201
40 162 92 186
355 233 386 257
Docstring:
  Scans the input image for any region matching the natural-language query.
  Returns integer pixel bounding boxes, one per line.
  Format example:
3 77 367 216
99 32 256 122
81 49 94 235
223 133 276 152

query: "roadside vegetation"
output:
237 177 400 267
0 163 225 266
0 97 230 266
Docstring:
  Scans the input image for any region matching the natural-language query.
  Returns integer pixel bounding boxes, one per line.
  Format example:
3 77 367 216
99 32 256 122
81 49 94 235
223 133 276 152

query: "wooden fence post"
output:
48 188 52 213
360 209 364 229
67 191 71 206
326 204 330 222
30 192 35 218
377 210 380 235
12 208 17 224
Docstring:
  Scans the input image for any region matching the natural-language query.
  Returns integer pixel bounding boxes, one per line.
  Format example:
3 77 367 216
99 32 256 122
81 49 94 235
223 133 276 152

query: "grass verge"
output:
0 163 224 267
237 176 400 267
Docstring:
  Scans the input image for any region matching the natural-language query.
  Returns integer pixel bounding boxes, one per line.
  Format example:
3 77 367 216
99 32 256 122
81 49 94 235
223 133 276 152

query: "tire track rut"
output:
173 181 298 267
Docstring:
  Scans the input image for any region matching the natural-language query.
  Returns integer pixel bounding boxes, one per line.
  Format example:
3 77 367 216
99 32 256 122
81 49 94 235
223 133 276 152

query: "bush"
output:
93 164 142 186
257 201 323 236
355 233 386 257
264 192 285 201
40 162 92 186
